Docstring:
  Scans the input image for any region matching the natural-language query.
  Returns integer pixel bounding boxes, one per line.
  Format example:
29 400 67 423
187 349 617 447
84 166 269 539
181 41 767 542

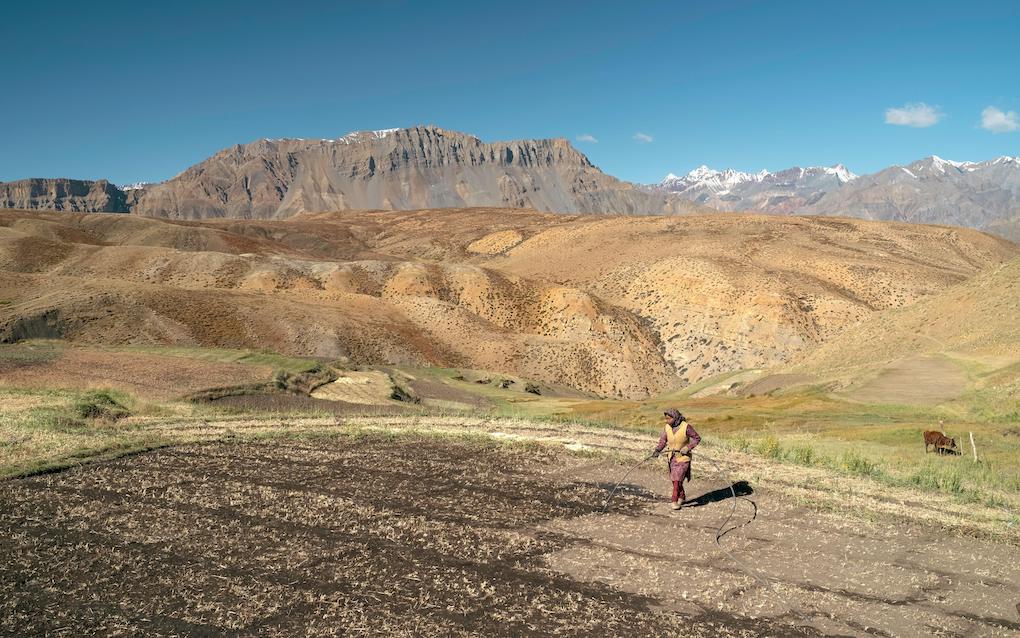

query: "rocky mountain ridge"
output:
130 125 703 219
0 178 128 213
802 155 1020 240
658 155 1020 239
658 164 857 213
2 127 1019 239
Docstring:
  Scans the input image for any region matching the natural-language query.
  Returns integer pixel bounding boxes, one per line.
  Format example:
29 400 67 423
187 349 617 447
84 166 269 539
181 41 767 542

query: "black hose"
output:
695 449 774 590
600 451 655 513
601 447 772 589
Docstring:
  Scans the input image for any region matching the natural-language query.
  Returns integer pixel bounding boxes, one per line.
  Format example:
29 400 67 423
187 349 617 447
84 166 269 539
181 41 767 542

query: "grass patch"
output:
73 390 131 421
755 434 783 459
788 444 816 466
908 460 964 494
838 450 881 478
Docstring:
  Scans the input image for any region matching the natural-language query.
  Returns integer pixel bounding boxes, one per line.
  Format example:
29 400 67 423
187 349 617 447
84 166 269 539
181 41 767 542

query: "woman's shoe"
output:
670 501 682 510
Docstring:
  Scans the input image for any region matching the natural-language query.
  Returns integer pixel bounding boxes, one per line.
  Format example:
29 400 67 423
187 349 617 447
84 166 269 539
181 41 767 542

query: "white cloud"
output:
576 133 598 143
980 106 1019 133
884 103 942 128
633 132 654 143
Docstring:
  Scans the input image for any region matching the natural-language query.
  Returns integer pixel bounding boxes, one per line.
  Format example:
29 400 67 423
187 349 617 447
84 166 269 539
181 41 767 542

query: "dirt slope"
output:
0 209 1016 397
787 256 1020 401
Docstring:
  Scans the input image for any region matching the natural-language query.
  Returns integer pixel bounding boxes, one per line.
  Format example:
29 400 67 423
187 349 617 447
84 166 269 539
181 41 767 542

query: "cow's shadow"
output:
684 480 754 508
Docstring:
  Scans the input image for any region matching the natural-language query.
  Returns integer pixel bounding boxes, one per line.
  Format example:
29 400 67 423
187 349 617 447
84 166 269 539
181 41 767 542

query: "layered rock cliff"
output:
0 178 128 213
132 126 703 219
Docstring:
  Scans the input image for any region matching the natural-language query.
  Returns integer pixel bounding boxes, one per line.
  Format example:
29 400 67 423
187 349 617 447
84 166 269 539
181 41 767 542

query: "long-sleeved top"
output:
655 421 701 482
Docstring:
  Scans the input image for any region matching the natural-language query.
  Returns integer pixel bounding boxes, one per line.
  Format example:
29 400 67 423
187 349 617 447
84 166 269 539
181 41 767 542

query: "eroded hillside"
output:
784 256 1020 405
0 208 1016 397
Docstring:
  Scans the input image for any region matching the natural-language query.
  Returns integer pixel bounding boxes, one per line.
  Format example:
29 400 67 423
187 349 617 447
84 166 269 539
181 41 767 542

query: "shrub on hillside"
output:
840 451 879 477
727 436 751 453
788 444 816 466
73 390 130 421
390 383 420 404
908 461 964 494
755 435 783 459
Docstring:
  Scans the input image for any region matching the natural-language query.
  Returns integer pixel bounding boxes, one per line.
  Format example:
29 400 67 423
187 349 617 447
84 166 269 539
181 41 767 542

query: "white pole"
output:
969 431 978 463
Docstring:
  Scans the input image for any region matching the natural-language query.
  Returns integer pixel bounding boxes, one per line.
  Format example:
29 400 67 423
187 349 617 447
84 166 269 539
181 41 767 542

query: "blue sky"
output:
2 0 1018 185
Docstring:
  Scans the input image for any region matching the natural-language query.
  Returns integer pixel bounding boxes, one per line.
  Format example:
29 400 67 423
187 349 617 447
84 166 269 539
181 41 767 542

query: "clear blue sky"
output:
2 0 1018 185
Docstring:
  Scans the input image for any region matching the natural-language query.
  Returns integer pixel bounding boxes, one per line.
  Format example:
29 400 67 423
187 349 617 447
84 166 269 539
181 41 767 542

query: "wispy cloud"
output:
576 133 598 143
633 132 654 143
980 106 1019 133
884 102 942 128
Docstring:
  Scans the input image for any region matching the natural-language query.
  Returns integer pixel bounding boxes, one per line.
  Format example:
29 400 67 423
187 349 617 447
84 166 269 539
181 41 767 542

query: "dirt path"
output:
1 419 1017 636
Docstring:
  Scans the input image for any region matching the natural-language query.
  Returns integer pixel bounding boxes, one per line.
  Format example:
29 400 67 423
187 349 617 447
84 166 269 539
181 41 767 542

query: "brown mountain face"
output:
0 178 128 213
1 208 1015 398
131 126 704 219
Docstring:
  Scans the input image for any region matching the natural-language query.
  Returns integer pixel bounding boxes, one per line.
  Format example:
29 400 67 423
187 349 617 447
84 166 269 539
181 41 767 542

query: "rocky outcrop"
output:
0 178 128 213
131 126 705 219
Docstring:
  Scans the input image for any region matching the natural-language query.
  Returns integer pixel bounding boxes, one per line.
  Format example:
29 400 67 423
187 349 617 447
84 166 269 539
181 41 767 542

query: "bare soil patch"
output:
0 346 271 401
1 436 785 637
201 392 405 416
547 461 1020 637
2 428 1017 636
846 356 968 405
310 370 398 405
735 373 814 397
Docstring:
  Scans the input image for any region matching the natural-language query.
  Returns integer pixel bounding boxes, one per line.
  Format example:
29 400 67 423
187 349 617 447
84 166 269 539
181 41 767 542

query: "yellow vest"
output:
664 421 691 463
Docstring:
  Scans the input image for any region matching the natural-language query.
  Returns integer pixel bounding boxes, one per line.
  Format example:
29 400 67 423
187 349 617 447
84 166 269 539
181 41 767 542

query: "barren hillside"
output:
0 208 1015 397
786 256 1020 403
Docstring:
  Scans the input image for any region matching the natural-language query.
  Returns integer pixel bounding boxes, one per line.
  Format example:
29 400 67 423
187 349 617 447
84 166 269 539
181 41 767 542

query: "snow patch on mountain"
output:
927 155 978 173
824 164 857 182
335 128 401 144
660 163 857 192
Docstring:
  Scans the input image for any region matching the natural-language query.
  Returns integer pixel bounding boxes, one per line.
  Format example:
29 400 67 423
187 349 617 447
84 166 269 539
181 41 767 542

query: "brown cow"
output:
923 430 959 455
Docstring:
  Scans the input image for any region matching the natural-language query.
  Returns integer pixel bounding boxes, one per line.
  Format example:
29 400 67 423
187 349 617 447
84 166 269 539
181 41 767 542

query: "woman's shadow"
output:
684 480 753 508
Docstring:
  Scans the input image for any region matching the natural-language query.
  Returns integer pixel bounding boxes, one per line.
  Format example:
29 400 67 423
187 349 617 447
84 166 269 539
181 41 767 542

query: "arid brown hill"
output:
0 208 1016 397
131 126 705 219
786 256 1020 404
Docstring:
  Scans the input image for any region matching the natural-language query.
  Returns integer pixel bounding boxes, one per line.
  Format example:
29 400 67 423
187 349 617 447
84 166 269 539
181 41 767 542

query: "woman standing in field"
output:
653 408 701 510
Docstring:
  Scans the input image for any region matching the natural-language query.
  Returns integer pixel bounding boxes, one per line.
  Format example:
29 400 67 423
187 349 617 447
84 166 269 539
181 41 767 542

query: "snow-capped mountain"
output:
802 156 1020 239
658 164 858 213
654 155 1020 240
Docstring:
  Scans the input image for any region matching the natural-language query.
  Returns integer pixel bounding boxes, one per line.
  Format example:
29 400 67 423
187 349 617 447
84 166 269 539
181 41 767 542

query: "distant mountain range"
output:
657 155 1020 240
1 126 1018 240
658 164 858 213
802 156 1020 240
